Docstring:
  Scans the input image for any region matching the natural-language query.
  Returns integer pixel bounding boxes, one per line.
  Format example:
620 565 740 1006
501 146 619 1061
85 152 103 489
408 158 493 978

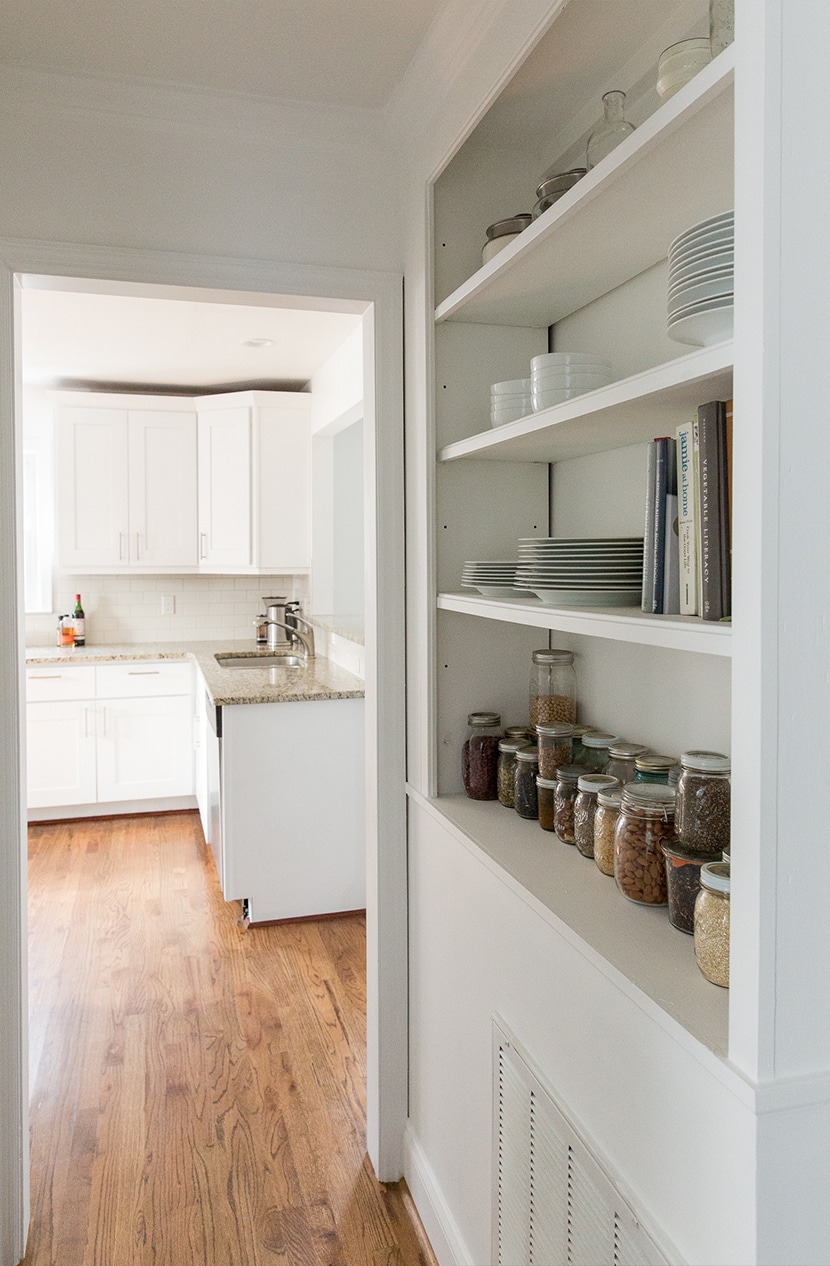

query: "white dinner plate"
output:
531 589 642 607
667 302 734 347
669 212 734 253
669 251 734 285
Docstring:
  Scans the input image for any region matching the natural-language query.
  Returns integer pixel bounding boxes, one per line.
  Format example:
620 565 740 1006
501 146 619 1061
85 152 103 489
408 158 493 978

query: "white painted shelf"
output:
438 592 732 657
410 790 728 1058
435 46 735 329
439 342 733 464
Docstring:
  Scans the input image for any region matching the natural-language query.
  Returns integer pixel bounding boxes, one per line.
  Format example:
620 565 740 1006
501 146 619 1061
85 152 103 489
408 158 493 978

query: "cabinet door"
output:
255 404 310 570
96 695 194 802
55 407 129 568
26 700 97 808
197 407 251 566
128 410 198 566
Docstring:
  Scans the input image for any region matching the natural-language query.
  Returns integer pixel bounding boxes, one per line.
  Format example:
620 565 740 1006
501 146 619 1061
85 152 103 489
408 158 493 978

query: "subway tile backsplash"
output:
25 575 309 646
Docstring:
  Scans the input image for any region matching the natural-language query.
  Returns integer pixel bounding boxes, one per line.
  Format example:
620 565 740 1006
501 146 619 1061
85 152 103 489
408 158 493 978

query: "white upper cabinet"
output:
197 405 252 567
255 400 310 571
128 410 198 567
55 405 130 568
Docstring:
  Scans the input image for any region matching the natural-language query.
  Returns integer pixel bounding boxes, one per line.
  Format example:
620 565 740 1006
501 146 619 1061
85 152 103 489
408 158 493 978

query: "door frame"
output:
0 239 407 1263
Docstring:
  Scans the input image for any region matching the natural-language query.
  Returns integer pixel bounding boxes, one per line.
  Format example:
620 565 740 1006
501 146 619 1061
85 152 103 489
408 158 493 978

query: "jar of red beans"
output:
462 712 502 800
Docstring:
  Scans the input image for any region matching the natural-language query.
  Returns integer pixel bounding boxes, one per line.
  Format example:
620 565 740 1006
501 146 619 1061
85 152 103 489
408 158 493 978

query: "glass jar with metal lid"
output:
482 213 532 265
614 783 677 904
497 738 525 808
462 712 502 801
580 731 619 774
536 776 557 832
536 721 574 781
514 746 540 820
662 840 713 934
553 764 582 843
504 724 532 743
594 785 623 876
694 862 730 987
574 774 619 859
634 753 679 784
604 741 648 786
571 724 596 766
529 649 577 730
675 751 731 856
532 169 587 219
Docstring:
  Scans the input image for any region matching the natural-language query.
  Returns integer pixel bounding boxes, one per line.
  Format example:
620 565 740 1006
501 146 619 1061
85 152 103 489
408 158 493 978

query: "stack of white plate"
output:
667 211 734 347
491 378 532 427
461 560 532 599
530 353 613 412
514 537 645 607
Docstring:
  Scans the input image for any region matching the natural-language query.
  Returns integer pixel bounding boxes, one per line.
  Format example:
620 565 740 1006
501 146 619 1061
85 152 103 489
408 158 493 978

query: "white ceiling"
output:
0 0 446 110
21 286 362 391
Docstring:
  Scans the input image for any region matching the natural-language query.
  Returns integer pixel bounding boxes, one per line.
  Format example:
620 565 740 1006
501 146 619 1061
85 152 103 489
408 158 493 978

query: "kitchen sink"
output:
216 654 304 669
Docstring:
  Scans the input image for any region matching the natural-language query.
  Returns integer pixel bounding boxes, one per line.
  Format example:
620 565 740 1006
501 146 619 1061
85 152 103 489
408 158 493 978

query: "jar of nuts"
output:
571 724 596 766
604 741 648 785
536 776 557 832
536 722 574 781
462 712 502 801
694 861 730 987
675 751 731 856
497 738 525 808
574 774 619 858
553 764 582 843
634 754 678 784
529 649 577 730
594 785 623 876
514 745 540 820
580 731 620 774
614 783 677 905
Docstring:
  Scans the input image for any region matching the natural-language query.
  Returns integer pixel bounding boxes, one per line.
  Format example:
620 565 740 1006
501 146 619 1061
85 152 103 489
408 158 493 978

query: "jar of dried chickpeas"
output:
529 649 577 730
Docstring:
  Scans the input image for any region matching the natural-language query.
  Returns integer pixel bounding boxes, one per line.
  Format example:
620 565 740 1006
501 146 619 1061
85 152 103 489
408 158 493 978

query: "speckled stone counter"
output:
25 640 365 708
306 614 364 645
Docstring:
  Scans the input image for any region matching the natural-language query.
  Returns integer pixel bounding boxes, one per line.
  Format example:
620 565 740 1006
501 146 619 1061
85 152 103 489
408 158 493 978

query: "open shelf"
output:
409 789 728 1058
435 46 734 329
439 342 733 464
438 592 732 656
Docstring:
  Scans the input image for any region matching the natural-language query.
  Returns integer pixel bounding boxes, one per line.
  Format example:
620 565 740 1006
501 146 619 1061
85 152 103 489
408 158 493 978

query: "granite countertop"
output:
25 640 365 708
307 614 364 645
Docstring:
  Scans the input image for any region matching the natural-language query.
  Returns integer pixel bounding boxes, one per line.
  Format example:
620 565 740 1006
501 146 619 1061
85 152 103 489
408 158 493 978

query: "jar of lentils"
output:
593 785 623 876
553 764 581 843
536 776 557 832
675 750 731 856
614 783 677 905
514 746 540 819
580 731 619 774
574 774 619 859
497 738 525 808
536 722 574 781
634 753 679 785
694 862 730 987
462 712 502 800
571 724 596 766
529 649 577 730
604 741 648 785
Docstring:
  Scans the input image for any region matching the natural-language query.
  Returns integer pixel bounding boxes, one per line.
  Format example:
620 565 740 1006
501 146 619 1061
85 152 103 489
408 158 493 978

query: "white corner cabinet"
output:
53 388 310 575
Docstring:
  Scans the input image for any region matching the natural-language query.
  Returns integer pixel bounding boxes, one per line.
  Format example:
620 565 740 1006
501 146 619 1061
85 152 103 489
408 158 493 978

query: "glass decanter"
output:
586 90 635 169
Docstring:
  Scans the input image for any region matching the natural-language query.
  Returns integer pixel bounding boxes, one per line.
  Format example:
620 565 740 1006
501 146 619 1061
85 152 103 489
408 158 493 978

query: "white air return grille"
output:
493 1021 674 1266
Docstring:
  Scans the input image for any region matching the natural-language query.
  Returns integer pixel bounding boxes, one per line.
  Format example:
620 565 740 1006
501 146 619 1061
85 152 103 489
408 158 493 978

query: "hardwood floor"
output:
25 812 435 1266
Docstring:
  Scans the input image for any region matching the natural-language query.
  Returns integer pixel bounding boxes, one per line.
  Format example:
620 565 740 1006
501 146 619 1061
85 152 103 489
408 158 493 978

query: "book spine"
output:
641 441 657 613
662 437 680 615
650 437 669 614
697 401 726 622
718 405 732 618
676 418 698 615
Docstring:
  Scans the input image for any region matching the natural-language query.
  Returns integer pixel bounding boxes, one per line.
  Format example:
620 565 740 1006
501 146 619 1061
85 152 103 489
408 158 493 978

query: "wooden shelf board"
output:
411 790 729 1059
438 592 732 657
435 47 735 329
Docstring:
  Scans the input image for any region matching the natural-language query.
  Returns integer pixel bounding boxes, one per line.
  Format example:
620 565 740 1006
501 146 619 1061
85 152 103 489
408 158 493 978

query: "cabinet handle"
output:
101 706 108 738
136 532 142 558
200 532 207 561
30 674 62 680
127 670 159 675
84 707 90 738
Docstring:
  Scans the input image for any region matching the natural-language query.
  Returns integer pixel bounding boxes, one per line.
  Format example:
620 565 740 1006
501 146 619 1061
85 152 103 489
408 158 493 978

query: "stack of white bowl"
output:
530 353 612 412
461 560 529 599
491 378 532 427
667 210 734 347
656 38 712 101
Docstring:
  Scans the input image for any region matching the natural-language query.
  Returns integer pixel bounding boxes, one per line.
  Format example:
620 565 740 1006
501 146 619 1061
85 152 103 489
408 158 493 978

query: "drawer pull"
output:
30 674 62 680
127 670 160 675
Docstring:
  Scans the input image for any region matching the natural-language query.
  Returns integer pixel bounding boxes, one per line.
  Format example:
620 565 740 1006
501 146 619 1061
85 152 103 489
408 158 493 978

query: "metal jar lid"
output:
635 753 679 772
680 749 731 773
554 764 582 783
535 722 575 737
621 782 677 815
582 731 619 749
577 773 619 794
467 712 501 726
700 861 731 894
498 738 526 754
504 724 531 740
515 744 539 763
531 648 573 664
485 214 532 241
597 786 623 809
535 169 587 202
607 741 648 759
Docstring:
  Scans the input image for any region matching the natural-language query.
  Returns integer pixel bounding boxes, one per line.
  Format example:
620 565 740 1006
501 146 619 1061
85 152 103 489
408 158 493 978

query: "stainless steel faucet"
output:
261 616 315 659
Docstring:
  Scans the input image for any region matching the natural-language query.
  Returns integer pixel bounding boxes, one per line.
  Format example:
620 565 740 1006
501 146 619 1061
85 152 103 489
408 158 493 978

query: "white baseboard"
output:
403 1123 475 1266
27 795 197 822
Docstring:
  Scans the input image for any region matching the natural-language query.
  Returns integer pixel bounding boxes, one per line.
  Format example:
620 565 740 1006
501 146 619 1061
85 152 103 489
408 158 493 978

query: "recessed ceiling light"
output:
242 338 275 348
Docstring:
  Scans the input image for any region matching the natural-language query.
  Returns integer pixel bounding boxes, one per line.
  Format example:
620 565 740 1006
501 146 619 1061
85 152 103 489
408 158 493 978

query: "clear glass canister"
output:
529 649 577 730
537 776 557 832
574 774 619 859
580 731 620 774
662 840 713 934
497 738 525 808
514 746 540 820
462 712 502 800
536 722 574 781
675 750 731 856
594 785 623 876
553 764 581 844
571 724 596 766
634 753 679 785
614 783 677 904
694 861 730 986
604 741 648 785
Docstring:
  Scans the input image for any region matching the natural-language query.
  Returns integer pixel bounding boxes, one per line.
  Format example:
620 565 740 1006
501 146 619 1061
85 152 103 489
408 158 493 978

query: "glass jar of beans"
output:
580 731 619 773
553 764 582 844
462 712 502 800
593 785 623 876
675 751 731 856
529 649 577 730
536 721 574 781
694 862 730 986
574 774 619 858
514 746 540 819
614 783 677 905
497 738 526 808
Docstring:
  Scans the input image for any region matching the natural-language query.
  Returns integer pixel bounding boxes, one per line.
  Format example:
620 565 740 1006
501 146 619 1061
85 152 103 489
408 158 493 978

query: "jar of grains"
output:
662 840 713 934
529 649 577 730
574 774 619 858
462 712 502 800
634 753 679 784
614 783 677 905
604 741 648 785
537 776 557 832
514 746 540 819
553 764 582 843
571 724 596 766
580 731 620 774
694 862 730 986
536 722 574 781
594 785 623 876
675 750 731 856
497 738 525 808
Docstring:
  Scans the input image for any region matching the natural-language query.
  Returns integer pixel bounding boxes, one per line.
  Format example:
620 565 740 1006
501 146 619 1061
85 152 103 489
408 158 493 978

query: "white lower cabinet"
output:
26 700 98 809
95 695 194 802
